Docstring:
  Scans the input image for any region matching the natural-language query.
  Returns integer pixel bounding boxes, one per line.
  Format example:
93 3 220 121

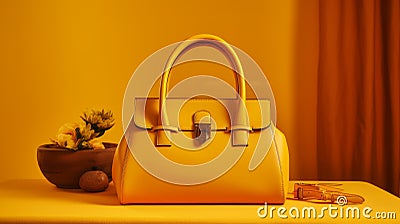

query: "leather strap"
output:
292 183 365 204
156 34 250 147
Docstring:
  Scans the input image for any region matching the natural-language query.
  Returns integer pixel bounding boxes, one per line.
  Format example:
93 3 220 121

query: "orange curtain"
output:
317 0 399 196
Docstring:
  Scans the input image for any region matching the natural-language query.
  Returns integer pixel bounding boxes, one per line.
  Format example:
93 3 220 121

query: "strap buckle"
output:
193 111 211 143
293 183 365 204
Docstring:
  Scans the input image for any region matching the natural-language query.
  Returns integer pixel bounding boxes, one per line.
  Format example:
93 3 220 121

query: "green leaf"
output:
92 123 100 132
75 127 82 139
96 130 105 137
77 139 85 150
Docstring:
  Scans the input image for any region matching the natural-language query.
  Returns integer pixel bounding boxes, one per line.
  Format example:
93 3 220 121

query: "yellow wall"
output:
0 0 318 180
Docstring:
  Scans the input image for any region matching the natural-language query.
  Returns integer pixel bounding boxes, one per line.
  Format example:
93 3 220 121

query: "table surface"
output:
0 179 398 223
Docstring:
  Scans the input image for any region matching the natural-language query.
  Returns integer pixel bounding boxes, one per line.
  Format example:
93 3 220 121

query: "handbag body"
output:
112 34 289 204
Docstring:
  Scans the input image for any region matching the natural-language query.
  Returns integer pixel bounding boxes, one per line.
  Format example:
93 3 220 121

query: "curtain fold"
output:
317 0 399 196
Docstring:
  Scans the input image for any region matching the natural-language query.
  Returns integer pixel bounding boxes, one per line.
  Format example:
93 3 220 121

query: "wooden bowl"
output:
37 143 117 189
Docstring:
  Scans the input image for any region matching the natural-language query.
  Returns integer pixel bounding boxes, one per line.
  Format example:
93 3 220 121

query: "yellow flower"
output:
55 133 78 150
51 109 114 150
88 139 105 150
81 109 115 134
78 123 95 140
58 123 78 137
52 123 79 150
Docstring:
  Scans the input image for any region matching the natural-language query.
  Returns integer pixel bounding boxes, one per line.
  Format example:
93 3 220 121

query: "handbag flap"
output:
133 98 270 131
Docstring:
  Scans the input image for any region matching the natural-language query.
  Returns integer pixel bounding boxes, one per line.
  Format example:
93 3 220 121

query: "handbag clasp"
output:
193 111 211 142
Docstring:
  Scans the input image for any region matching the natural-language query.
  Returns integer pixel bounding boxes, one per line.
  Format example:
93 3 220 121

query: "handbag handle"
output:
159 34 246 111
156 34 249 146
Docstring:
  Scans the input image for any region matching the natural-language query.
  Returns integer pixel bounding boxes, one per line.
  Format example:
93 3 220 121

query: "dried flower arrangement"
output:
51 109 115 150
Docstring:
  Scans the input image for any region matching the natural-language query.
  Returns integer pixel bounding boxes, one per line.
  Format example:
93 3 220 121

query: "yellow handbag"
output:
112 34 289 204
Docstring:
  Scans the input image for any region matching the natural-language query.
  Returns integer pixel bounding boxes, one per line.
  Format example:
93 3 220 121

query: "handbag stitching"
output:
134 98 271 130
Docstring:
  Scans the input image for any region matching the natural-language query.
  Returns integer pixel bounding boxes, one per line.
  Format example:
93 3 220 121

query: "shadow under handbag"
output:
112 34 289 204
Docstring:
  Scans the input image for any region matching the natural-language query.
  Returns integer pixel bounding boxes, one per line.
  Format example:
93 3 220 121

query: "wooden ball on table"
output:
79 170 109 192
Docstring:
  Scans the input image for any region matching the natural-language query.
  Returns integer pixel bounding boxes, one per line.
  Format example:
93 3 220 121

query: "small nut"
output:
79 170 109 192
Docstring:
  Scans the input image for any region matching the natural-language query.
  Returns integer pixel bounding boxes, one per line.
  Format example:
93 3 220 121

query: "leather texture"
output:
157 34 248 147
112 34 289 204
